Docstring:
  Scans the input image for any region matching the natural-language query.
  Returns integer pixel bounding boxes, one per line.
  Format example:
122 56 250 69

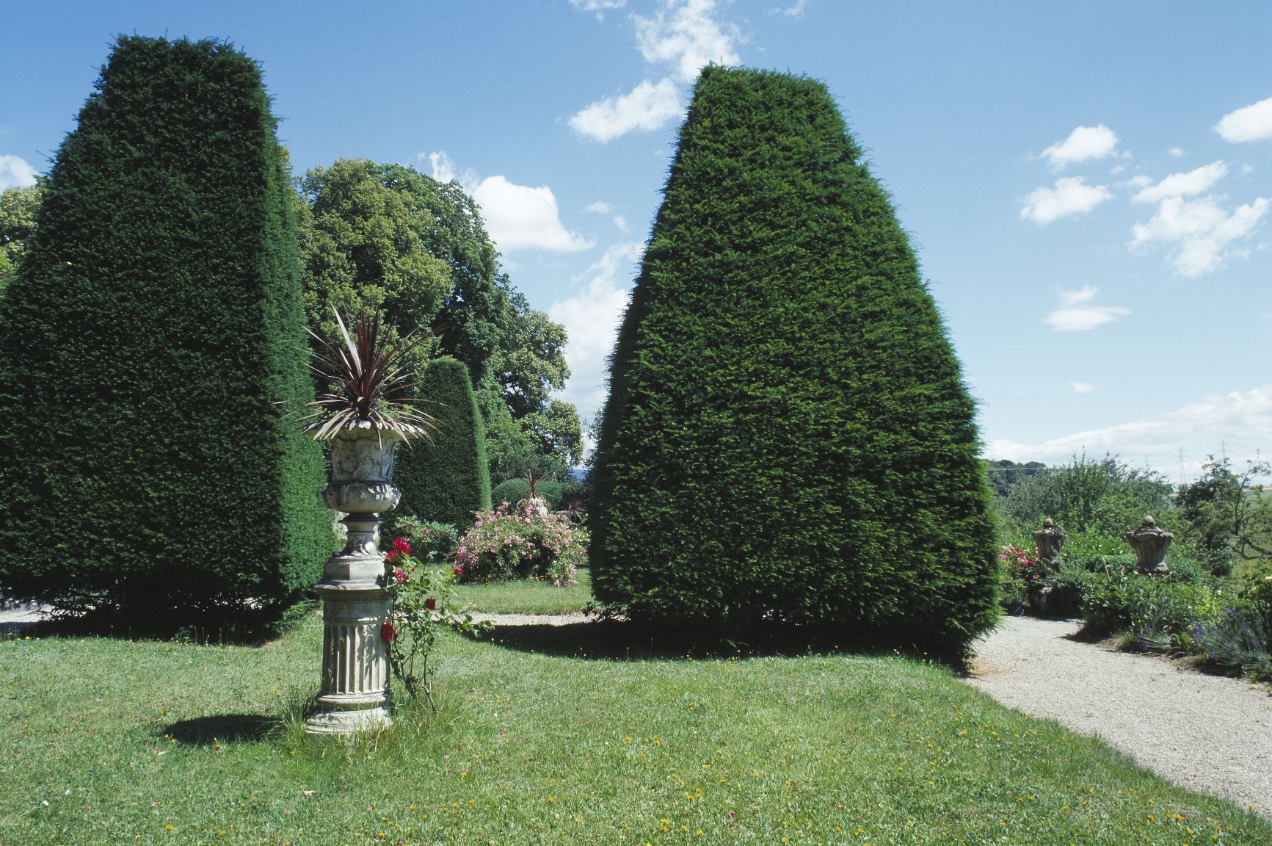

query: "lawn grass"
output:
450 567 593 614
2 616 1268 845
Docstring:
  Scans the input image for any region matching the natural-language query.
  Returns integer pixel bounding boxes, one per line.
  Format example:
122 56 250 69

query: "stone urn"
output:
1125 515 1173 575
1031 518 1066 577
305 421 404 736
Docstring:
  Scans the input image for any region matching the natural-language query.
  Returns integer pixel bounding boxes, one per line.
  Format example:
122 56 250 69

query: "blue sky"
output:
3 0 1271 481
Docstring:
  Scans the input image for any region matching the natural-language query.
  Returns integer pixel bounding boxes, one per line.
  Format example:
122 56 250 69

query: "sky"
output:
3 0 1271 482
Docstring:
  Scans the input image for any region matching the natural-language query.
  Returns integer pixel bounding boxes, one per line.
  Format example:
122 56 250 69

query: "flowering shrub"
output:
998 543 1036 613
381 538 488 707
453 500 585 586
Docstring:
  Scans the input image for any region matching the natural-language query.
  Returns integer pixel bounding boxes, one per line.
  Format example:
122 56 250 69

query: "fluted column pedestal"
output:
305 423 402 736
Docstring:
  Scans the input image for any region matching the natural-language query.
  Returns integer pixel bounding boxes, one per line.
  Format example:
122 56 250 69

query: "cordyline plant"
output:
300 306 438 444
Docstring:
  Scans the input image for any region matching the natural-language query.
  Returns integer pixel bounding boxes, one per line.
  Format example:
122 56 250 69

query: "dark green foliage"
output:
391 357 491 529
590 67 997 653
491 478 565 510
0 37 331 629
390 516 461 566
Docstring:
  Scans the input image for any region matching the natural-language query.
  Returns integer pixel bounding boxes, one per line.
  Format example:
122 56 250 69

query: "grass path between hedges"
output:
449 567 593 615
3 614 1270 845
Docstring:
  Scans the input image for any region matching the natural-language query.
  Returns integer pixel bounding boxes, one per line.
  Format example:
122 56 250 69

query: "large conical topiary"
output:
590 67 997 654
0 36 331 629
391 357 491 530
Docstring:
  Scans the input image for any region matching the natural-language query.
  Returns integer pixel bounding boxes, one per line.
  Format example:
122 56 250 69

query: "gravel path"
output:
968 616 1272 819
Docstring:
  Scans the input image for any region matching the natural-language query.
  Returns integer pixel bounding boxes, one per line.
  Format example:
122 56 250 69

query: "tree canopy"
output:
0 184 43 298
295 159 580 481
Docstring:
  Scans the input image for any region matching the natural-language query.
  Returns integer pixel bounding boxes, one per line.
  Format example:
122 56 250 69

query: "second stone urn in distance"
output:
1125 515 1173 575
1031 518 1066 577
304 421 404 736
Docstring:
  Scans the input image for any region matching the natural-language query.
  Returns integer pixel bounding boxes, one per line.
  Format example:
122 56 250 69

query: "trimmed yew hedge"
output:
391 357 491 530
0 37 331 628
589 67 998 654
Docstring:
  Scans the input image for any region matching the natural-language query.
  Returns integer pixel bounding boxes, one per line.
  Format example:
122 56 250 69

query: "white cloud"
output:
1040 125 1120 169
0 155 38 191
569 0 739 143
1044 286 1130 332
1215 96 1272 143
426 151 456 184
569 78 684 143
1020 177 1113 225
1070 381 1097 394
634 0 741 84
1168 147 1185 157
613 215 629 231
1129 167 1269 275
471 176 595 253
585 201 612 214
1131 160 1227 203
570 0 626 19
985 385 1272 483
769 0 807 16
548 242 645 449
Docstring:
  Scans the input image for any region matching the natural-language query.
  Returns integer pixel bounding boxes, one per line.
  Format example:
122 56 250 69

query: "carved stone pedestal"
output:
305 423 402 736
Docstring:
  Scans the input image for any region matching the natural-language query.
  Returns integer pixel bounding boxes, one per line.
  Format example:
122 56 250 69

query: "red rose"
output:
392 538 411 555
425 597 437 610
395 569 409 584
380 621 397 643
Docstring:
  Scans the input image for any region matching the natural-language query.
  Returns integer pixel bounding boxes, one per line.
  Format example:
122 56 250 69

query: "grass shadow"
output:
479 617 968 669
165 714 281 746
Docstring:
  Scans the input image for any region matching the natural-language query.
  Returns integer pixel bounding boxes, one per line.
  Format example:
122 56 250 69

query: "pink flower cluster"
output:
453 500 584 585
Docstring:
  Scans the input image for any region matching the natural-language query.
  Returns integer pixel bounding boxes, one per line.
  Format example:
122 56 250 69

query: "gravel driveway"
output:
968 616 1272 819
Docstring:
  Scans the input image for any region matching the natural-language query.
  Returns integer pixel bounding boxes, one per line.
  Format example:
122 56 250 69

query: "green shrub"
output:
0 37 331 629
391 357 491 528
490 478 565 510
589 67 997 654
390 516 460 566
1079 569 1217 647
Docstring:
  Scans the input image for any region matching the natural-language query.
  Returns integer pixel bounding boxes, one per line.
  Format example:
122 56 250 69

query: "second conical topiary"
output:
391 357 491 529
589 67 997 654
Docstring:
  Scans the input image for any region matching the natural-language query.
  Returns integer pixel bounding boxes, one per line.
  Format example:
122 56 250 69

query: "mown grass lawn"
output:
2 613 1268 845
450 567 592 615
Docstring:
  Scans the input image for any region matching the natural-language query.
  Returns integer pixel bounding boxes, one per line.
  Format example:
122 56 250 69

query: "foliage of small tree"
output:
296 159 582 479
0 184 42 299
999 454 1175 537
1177 456 1272 575
0 36 331 629
391 357 492 530
589 67 998 653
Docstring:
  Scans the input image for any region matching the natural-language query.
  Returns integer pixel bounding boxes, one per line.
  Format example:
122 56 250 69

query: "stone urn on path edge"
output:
304 421 404 735
1125 515 1173 576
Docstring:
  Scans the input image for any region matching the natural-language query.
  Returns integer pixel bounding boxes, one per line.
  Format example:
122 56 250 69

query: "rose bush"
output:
453 500 585 586
998 543 1036 613
382 538 488 708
